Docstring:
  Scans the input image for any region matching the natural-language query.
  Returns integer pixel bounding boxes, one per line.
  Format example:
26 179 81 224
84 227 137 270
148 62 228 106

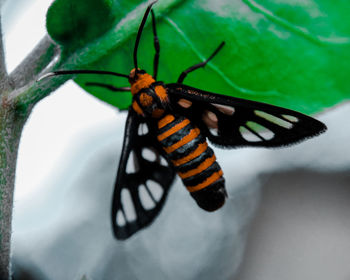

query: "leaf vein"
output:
243 0 350 46
162 15 279 98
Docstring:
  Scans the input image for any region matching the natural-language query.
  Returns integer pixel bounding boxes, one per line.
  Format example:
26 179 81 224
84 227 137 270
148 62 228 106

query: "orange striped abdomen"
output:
157 114 227 211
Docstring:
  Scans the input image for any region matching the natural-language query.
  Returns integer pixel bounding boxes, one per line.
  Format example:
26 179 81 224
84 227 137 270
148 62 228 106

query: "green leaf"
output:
46 0 350 113
47 0 116 52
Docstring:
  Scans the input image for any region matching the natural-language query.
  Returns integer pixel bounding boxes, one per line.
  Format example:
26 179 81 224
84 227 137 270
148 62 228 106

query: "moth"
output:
40 1 326 240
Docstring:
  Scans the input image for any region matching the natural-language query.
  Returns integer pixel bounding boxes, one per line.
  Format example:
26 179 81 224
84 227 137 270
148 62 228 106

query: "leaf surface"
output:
47 0 350 112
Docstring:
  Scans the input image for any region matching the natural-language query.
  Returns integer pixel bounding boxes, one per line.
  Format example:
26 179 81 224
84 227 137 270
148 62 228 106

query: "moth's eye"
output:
178 99 192 108
129 68 136 80
213 103 235 115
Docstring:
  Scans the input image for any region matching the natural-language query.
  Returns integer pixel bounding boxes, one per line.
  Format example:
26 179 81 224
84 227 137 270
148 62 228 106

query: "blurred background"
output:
3 0 350 279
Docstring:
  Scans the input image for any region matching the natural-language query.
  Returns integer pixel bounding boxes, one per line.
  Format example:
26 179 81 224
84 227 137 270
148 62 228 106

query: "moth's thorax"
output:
130 70 169 119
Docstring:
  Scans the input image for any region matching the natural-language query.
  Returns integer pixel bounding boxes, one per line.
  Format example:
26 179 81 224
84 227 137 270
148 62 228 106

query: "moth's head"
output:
128 68 144 82
129 68 155 96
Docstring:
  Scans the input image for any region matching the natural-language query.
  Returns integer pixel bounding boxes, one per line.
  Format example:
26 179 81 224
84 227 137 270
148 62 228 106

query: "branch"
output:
8 35 64 113
0 15 9 92
9 35 60 89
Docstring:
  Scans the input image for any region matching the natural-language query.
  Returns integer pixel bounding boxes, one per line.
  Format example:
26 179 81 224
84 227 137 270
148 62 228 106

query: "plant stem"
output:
0 17 10 96
0 101 28 279
0 31 58 280
9 35 59 89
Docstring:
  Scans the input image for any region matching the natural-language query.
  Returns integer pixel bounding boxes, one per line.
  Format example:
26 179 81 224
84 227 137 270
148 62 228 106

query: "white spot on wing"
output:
239 126 262 142
246 121 274 140
213 103 235 115
116 210 126 226
121 189 136 222
126 151 139 173
178 99 192 108
138 123 149 135
139 184 156 210
142 148 157 162
203 110 218 129
254 110 293 129
209 127 219 137
147 180 163 202
158 155 169 167
282 114 299 123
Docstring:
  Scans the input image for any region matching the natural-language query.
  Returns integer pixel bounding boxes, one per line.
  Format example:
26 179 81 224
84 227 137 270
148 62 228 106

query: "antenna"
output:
37 70 129 82
133 1 158 75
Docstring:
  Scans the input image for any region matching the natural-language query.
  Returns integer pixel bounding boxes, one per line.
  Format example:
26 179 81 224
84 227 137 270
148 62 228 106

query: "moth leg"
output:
151 10 160 80
177 41 225 84
85 82 130 92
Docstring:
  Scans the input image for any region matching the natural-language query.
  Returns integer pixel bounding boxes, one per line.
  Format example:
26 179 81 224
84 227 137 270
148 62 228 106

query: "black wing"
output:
112 108 175 240
166 83 326 148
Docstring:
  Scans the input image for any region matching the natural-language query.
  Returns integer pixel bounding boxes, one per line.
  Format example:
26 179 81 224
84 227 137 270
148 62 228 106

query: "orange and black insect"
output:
41 2 326 240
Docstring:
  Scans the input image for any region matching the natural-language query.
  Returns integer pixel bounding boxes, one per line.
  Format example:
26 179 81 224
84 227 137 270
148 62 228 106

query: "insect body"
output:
40 1 326 240
130 69 227 211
